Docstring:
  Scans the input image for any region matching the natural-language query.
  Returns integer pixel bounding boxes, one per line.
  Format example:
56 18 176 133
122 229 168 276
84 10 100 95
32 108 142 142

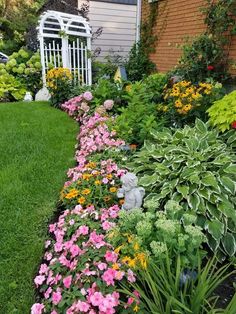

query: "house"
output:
141 0 236 75
78 0 140 60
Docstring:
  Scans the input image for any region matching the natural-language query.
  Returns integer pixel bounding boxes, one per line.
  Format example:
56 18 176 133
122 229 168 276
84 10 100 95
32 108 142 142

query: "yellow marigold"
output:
106 174 113 180
82 189 91 195
95 180 101 185
78 196 86 204
112 263 120 270
109 187 117 193
104 196 111 202
82 173 92 180
86 162 97 169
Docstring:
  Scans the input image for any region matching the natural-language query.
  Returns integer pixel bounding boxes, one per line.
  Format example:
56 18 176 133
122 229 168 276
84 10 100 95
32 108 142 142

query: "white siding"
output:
78 0 137 60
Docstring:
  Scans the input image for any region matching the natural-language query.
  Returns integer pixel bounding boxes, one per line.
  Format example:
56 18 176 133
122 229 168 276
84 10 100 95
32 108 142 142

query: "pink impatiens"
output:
31 92 138 314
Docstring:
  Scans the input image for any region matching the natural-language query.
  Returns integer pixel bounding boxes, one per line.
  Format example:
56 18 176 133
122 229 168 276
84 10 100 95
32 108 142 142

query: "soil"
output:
214 273 236 309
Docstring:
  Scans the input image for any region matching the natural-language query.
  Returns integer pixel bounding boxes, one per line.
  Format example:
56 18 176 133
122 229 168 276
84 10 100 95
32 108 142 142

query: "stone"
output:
35 87 51 101
117 172 145 211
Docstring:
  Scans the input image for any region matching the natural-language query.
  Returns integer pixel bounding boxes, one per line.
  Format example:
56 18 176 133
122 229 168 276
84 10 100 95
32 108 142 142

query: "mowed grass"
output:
0 102 78 313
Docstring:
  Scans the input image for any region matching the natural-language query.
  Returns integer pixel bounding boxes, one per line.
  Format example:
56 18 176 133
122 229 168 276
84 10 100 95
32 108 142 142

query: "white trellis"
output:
38 10 92 86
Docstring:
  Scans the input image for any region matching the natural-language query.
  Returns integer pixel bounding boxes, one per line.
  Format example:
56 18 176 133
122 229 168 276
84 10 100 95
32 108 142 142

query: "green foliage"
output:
1 48 42 95
207 90 236 132
120 255 236 314
174 34 228 82
130 119 236 259
92 52 125 83
0 73 26 101
202 0 236 37
113 73 168 145
110 200 206 267
126 41 156 82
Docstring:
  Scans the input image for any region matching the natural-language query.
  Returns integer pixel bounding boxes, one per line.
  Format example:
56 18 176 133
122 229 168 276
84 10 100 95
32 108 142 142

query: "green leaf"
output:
207 220 224 241
188 194 200 210
140 174 159 187
221 233 236 256
176 185 189 198
207 234 220 252
219 176 236 195
195 118 208 134
201 173 218 189
223 164 236 174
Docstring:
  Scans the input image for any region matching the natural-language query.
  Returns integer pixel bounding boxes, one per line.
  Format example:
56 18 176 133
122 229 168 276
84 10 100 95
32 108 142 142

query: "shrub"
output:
207 90 236 132
0 73 26 101
126 41 156 82
159 80 224 127
113 73 168 145
129 119 236 259
2 48 42 95
173 34 229 82
109 200 206 268
47 68 72 107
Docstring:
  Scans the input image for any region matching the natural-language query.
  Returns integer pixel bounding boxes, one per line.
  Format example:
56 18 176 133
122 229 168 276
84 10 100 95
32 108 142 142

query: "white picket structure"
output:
38 11 92 86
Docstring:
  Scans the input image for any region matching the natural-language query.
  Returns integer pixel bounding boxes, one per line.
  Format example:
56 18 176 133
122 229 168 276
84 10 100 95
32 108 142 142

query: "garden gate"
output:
38 11 92 86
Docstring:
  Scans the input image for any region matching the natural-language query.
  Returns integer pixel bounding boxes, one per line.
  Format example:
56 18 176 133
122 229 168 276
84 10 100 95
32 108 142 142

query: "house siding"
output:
142 0 236 75
78 0 137 60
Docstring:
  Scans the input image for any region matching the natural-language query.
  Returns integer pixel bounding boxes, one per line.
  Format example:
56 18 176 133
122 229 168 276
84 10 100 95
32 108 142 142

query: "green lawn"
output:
0 102 78 313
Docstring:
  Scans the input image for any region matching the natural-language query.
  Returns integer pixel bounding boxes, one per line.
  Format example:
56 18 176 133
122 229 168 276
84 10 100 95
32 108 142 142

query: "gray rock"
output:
35 87 51 101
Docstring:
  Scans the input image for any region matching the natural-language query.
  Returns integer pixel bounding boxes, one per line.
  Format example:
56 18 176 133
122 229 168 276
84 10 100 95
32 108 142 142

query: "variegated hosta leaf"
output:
221 233 236 256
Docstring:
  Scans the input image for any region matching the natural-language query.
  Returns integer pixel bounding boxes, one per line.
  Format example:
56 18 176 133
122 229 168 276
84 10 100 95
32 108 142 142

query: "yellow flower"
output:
114 245 123 254
192 92 201 100
183 104 192 112
112 263 120 270
104 196 111 202
122 256 132 264
133 305 139 312
133 242 140 251
175 100 182 108
136 252 148 269
162 105 168 112
78 196 86 204
106 174 113 180
128 259 136 268
95 180 101 185
86 162 96 169
82 189 91 195
82 173 92 180
109 187 117 193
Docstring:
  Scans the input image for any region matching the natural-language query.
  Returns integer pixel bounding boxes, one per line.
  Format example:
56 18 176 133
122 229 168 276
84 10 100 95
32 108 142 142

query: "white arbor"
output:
38 10 92 86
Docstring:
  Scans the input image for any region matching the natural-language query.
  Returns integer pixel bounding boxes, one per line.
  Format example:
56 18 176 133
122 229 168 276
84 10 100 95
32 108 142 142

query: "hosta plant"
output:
130 119 236 259
207 90 236 132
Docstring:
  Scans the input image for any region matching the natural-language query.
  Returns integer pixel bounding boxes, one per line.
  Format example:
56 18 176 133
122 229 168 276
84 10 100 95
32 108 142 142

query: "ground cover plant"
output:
0 101 78 313
129 119 236 260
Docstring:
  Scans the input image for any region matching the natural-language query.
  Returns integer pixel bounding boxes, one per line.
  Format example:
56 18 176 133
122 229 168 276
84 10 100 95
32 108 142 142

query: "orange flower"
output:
106 174 113 180
103 196 111 202
78 196 86 204
82 189 91 195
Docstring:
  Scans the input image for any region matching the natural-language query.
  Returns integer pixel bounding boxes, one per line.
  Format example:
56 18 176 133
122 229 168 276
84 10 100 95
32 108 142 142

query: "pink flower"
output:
102 220 115 231
102 268 117 286
79 225 89 235
44 287 52 299
76 301 90 312
34 275 45 287
31 303 45 314
63 275 72 288
104 251 118 263
70 244 81 257
127 269 136 283
51 311 58 314
83 91 93 101
90 291 104 306
103 99 114 110
39 264 48 275
52 291 62 305
97 262 107 270
102 178 109 184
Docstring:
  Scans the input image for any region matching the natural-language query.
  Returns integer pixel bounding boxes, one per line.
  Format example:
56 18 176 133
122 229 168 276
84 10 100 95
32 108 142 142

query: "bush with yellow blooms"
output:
46 67 72 107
